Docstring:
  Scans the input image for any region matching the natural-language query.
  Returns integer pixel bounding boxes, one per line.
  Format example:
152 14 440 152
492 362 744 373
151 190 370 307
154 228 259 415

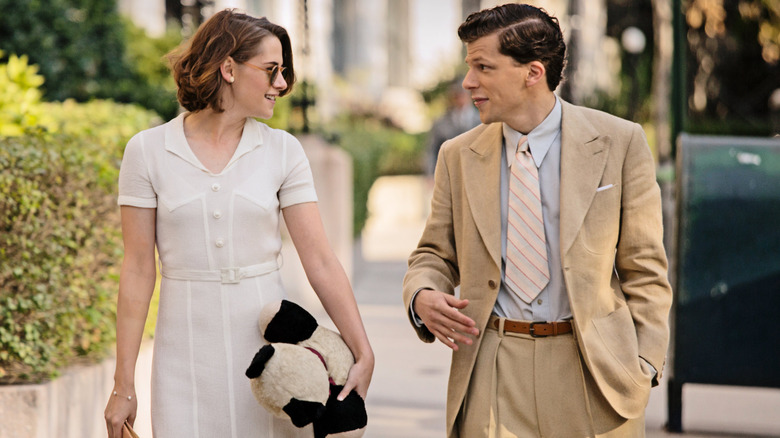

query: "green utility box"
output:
668 134 780 432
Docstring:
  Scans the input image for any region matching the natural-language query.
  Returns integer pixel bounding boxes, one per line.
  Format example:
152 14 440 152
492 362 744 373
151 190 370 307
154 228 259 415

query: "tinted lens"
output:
269 65 280 83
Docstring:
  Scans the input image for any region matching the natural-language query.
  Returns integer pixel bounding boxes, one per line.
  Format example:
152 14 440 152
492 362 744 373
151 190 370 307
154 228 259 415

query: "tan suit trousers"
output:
456 317 645 438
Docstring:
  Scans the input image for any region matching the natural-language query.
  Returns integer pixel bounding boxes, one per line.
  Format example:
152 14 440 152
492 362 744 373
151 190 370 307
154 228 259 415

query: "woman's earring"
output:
228 77 235 84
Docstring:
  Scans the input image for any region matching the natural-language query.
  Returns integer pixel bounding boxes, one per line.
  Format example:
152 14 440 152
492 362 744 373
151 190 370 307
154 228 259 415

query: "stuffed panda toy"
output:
245 300 367 438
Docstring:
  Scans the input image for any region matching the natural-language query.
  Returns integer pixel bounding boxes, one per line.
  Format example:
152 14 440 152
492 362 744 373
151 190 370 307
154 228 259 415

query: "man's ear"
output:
525 61 547 88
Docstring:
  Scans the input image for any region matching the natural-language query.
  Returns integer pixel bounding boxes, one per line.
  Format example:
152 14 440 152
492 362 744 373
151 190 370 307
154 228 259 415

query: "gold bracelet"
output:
113 390 133 401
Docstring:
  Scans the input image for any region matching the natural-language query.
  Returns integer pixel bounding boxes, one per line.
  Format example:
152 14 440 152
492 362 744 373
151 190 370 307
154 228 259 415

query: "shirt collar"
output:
164 112 264 174
503 96 562 168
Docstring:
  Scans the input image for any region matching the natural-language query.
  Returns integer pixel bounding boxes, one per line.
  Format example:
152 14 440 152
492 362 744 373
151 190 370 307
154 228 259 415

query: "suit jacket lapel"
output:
560 102 612 256
462 123 503 270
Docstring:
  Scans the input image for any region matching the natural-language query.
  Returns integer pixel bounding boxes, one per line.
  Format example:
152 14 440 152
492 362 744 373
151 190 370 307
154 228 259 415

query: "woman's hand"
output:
337 355 375 401
104 388 137 438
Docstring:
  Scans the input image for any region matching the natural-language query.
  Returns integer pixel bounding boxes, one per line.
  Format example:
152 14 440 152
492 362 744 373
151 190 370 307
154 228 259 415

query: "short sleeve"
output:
278 134 318 208
117 133 157 208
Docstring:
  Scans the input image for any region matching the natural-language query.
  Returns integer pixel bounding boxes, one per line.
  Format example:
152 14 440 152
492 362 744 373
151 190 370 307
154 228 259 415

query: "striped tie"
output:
505 136 550 303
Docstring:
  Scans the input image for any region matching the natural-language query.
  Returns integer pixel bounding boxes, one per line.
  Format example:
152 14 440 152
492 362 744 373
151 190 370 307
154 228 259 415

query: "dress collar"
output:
164 112 265 174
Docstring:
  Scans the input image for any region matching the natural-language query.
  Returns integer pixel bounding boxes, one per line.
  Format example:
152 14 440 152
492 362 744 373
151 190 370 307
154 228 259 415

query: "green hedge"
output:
326 116 426 235
0 102 159 383
0 131 116 382
0 42 162 383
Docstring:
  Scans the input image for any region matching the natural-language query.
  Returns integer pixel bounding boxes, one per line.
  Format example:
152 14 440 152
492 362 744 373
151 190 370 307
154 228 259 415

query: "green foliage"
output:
123 19 180 90
0 131 118 383
0 51 48 136
683 0 780 135
0 0 179 120
325 116 426 235
262 84 427 235
0 0 126 99
0 99 158 383
121 18 182 120
582 52 654 124
267 83 427 235
263 87 295 132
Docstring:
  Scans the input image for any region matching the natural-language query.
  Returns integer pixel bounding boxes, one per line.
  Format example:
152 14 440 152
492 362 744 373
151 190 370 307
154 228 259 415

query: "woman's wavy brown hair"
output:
168 9 296 113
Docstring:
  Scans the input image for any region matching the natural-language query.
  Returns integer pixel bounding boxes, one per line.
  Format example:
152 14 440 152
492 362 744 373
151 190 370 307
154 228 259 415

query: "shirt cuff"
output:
117 195 157 208
640 357 658 382
409 288 431 327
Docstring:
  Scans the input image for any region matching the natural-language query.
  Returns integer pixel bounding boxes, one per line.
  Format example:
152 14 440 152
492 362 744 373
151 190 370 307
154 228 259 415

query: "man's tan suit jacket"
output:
403 101 673 437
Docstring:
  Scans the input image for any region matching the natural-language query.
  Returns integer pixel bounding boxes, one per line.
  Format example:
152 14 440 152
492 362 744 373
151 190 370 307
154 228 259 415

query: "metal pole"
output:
301 0 311 133
670 0 686 158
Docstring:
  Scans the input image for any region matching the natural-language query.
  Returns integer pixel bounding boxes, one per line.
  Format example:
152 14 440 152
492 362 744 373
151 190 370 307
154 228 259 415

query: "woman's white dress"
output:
118 113 316 437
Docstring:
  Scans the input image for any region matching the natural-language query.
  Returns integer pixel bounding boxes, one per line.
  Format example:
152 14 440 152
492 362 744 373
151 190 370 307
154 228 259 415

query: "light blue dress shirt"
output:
496 97 572 322
410 97 571 324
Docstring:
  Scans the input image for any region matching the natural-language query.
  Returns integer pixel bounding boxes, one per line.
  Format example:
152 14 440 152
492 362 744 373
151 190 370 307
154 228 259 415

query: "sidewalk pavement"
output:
352 175 780 438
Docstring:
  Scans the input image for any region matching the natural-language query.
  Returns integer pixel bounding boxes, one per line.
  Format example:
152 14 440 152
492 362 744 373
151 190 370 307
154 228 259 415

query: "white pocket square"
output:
596 184 614 192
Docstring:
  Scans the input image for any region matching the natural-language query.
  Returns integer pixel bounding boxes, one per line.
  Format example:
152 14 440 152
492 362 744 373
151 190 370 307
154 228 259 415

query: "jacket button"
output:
488 280 497 289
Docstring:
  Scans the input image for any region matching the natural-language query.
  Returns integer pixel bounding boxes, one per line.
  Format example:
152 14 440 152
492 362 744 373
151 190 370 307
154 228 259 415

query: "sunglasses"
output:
242 62 286 84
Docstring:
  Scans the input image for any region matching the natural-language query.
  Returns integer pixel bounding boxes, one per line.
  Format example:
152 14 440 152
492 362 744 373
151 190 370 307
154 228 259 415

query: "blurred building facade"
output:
119 0 620 131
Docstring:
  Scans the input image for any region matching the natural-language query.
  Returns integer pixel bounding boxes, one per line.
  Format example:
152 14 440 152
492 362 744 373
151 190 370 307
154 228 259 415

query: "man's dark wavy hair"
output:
458 4 566 91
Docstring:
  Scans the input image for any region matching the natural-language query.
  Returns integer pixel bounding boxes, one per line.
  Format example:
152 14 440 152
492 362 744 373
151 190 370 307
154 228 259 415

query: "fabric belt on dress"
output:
160 259 280 284
489 315 573 337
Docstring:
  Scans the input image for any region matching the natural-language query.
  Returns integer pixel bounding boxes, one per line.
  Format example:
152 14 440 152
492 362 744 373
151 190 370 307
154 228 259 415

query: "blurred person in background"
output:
404 3 672 437
426 78 481 178
104 9 373 438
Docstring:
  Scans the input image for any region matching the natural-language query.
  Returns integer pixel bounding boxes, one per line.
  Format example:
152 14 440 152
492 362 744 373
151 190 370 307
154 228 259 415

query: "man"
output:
403 4 672 437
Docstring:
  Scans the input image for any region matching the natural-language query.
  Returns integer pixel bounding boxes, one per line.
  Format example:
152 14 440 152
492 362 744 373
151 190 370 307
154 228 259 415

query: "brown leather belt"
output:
491 318 573 337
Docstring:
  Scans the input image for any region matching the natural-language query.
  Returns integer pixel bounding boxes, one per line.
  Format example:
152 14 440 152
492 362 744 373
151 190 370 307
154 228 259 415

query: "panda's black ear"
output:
283 398 326 427
245 345 275 379
263 300 318 344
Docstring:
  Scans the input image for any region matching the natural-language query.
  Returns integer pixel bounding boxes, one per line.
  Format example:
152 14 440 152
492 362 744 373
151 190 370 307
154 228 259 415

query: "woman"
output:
104 9 373 438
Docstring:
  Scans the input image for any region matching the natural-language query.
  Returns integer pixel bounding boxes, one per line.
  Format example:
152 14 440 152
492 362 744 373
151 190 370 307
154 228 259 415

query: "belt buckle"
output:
529 321 547 338
220 267 241 284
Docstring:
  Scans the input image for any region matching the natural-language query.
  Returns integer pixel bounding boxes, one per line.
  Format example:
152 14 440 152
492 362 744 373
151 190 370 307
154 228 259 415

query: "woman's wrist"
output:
353 347 375 366
112 377 136 395
111 390 136 401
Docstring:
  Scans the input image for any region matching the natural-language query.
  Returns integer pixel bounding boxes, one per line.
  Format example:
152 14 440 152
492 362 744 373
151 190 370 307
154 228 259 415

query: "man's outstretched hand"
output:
414 289 479 350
